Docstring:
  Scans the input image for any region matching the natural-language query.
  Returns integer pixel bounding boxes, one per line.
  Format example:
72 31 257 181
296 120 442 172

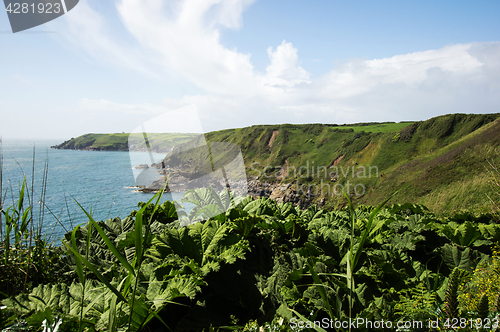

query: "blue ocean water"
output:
0 139 186 243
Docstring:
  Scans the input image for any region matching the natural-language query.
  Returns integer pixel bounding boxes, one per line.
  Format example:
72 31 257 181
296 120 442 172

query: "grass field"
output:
335 121 414 133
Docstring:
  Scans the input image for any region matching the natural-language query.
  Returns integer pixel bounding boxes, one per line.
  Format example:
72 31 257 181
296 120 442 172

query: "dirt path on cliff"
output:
268 130 279 148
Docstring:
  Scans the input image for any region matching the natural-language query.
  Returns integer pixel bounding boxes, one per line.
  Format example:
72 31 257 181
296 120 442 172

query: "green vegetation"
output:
3 113 500 331
333 121 413 133
204 113 500 215
52 113 500 215
52 133 197 152
459 245 500 315
0 179 65 301
2 185 500 331
0 144 67 303
487 150 500 216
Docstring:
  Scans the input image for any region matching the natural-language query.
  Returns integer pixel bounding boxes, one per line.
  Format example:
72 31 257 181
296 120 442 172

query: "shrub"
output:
458 244 500 315
391 132 401 143
0 178 65 300
394 282 438 322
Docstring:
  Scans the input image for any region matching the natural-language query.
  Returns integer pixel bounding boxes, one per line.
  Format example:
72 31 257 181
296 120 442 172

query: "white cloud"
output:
115 0 260 95
58 0 156 77
265 40 311 87
316 43 485 100
56 0 500 134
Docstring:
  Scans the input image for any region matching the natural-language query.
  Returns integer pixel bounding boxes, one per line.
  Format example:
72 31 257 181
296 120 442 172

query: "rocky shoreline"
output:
51 144 170 153
133 163 318 208
51 144 129 151
246 178 317 207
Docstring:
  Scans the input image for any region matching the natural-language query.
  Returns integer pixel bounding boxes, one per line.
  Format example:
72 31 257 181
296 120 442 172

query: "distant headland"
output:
51 133 197 153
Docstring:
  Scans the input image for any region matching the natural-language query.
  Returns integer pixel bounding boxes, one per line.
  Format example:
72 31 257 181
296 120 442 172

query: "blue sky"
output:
1 0 499 139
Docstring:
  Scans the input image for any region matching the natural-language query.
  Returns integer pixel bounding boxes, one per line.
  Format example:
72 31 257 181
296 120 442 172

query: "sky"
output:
0 0 499 139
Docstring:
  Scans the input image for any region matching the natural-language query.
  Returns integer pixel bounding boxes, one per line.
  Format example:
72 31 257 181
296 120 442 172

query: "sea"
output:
0 139 186 243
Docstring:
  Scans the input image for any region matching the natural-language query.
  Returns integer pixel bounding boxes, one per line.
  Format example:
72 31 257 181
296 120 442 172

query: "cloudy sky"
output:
1 0 499 139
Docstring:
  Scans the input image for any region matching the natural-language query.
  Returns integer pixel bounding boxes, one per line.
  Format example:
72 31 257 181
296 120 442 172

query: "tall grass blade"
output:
70 225 85 283
16 177 25 213
109 293 118 332
128 297 150 331
135 190 164 267
2 209 12 265
134 198 152 268
63 240 127 303
351 192 397 271
30 146 35 244
134 206 145 269
307 257 334 320
74 200 136 277
346 250 353 314
128 190 164 332
109 276 128 332
38 160 49 237
342 192 356 324
342 191 396 327
19 208 31 239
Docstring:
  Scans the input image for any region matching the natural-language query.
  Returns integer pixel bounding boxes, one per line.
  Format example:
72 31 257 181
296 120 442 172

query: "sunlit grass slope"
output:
205 113 500 215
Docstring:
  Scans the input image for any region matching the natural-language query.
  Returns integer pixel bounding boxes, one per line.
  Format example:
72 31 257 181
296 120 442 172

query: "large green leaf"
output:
440 244 483 272
243 197 276 216
2 280 108 322
148 218 248 279
440 221 482 247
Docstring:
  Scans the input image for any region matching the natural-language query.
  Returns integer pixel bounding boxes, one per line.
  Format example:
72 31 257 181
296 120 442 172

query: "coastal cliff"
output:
54 113 500 214
136 113 500 214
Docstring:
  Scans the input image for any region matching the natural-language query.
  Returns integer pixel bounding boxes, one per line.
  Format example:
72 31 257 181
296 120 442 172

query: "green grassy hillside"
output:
359 114 500 214
203 113 500 215
53 114 500 215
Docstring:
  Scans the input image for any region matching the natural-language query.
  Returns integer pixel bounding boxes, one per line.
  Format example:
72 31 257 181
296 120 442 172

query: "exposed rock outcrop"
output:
247 178 314 208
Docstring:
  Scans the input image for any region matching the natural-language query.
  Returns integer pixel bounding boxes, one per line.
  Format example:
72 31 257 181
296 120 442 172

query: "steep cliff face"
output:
203 113 500 214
